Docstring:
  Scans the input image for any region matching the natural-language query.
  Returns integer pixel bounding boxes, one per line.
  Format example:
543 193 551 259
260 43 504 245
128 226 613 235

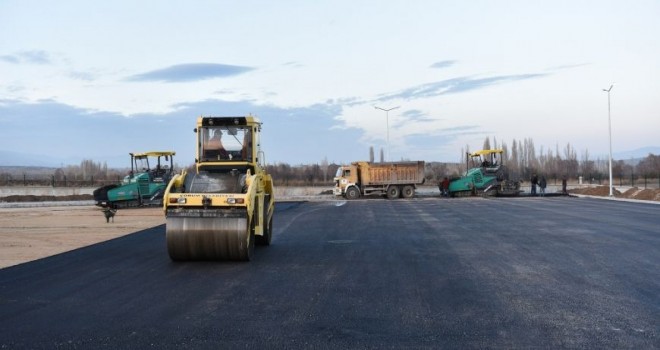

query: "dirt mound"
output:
569 186 621 196
618 187 660 201
0 194 93 202
622 188 638 197
569 186 660 202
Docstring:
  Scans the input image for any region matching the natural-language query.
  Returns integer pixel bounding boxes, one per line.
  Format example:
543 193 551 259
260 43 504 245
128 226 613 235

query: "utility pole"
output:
374 106 400 161
602 84 615 197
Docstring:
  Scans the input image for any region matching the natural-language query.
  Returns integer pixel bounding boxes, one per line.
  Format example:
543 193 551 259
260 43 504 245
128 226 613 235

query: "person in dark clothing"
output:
439 177 450 197
539 175 547 196
531 173 538 196
562 176 568 194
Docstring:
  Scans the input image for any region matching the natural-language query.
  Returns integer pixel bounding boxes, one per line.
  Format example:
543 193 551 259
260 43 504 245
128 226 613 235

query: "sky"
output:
1 0 659 168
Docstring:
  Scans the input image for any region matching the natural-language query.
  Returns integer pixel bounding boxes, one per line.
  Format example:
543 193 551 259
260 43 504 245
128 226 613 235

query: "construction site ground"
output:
1 197 657 348
0 206 164 269
0 186 331 269
0 185 658 269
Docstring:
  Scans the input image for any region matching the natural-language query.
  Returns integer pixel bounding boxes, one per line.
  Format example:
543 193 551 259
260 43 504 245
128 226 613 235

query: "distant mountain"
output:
613 146 660 160
0 150 127 168
0 151 62 167
0 165 58 176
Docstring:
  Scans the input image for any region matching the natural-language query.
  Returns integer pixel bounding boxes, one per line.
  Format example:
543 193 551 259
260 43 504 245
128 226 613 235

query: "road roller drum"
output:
166 216 252 261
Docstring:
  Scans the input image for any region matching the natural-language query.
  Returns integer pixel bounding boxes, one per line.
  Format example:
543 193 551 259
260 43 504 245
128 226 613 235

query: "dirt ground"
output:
0 186 336 269
568 186 660 201
0 206 164 269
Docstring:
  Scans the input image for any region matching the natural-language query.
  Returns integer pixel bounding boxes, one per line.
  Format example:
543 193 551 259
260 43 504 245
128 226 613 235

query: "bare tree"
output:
501 141 509 162
580 149 595 178
510 139 519 174
321 156 329 183
636 154 660 176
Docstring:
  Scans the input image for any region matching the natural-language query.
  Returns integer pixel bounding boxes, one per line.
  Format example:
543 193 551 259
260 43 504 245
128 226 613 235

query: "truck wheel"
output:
401 185 415 198
345 186 360 200
386 186 400 199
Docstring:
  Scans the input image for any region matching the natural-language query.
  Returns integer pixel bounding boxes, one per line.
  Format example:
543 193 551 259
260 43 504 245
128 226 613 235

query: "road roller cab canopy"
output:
197 116 261 167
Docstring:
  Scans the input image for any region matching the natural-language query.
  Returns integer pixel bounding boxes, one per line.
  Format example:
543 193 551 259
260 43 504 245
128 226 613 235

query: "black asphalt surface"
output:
1 197 658 349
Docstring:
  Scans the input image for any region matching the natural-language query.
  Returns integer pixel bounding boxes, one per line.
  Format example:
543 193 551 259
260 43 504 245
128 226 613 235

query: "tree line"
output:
472 137 660 183
1 141 658 187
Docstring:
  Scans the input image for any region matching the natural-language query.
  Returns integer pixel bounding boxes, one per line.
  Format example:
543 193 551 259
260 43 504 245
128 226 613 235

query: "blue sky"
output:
1 1 659 167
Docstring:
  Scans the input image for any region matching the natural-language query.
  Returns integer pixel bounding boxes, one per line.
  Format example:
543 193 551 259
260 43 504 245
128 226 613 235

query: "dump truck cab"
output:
333 164 359 196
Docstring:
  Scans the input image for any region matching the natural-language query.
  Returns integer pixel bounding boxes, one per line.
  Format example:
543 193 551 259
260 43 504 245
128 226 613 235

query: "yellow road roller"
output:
163 116 275 261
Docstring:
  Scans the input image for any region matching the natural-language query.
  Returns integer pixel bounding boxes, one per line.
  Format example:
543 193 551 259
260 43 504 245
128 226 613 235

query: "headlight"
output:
169 197 186 204
227 198 245 204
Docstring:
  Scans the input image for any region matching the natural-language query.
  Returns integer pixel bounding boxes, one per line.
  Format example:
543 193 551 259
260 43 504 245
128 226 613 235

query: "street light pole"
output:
374 106 400 161
602 84 614 197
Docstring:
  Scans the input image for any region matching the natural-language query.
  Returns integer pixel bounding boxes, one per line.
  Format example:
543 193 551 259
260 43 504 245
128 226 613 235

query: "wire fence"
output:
572 173 660 189
1 172 659 190
0 174 121 188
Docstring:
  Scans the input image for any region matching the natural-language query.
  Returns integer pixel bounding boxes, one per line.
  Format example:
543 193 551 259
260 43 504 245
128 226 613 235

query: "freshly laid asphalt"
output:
0 197 658 349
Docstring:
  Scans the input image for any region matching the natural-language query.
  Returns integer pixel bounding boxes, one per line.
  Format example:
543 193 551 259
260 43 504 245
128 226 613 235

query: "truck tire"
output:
386 186 400 199
345 186 360 200
401 185 415 198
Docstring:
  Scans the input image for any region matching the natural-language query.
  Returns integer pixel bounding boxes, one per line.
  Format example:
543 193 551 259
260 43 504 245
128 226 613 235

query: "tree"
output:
369 146 375 163
559 143 578 178
580 149 595 178
425 162 446 182
636 154 660 176
482 137 491 150
501 141 509 167
379 148 384 163
321 156 329 183
510 139 519 175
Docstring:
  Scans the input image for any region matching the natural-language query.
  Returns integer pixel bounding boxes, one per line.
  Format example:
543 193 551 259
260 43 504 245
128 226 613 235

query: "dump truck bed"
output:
357 161 425 185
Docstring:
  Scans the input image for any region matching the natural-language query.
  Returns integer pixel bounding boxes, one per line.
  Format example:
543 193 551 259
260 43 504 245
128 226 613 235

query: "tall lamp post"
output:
602 84 614 197
374 106 400 161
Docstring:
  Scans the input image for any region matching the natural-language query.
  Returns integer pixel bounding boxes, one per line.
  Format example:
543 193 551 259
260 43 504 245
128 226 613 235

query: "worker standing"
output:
539 175 547 197
439 177 450 197
531 173 538 196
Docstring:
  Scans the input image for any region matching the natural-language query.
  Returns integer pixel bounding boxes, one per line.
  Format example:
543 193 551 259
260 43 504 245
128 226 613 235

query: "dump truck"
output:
163 116 275 261
93 151 176 208
448 149 521 197
334 161 425 199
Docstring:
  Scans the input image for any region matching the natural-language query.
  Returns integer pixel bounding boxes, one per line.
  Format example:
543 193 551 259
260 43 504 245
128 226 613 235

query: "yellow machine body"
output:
163 116 275 261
